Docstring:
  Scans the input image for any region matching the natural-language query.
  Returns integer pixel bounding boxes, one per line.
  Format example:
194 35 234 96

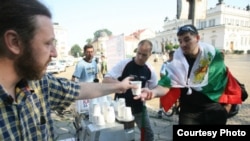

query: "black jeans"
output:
179 103 228 125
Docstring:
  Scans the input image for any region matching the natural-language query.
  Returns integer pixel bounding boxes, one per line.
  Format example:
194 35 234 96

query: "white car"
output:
66 59 75 66
46 60 66 73
59 60 68 67
60 59 74 67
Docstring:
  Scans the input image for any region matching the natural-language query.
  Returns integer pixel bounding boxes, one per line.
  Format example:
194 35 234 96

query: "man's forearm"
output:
102 77 119 83
76 82 122 100
152 85 169 98
76 76 134 100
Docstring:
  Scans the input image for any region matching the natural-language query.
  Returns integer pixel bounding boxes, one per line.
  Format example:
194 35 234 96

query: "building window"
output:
201 21 207 28
208 19 215 27
235 20 239 26
241 20 244 26
225 18 228 24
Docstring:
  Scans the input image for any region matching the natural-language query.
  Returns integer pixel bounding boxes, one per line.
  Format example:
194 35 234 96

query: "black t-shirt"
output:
115 58 151 114
180 88 217 113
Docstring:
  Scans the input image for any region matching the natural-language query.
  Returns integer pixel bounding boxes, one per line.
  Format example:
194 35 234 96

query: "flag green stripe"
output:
158 71 171 87
201 49 227 102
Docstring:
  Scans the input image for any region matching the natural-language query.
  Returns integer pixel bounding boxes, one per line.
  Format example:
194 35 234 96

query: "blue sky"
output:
39 0 249 47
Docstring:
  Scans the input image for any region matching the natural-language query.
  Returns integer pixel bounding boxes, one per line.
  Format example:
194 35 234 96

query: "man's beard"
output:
84 55 93 62
14 45 48 80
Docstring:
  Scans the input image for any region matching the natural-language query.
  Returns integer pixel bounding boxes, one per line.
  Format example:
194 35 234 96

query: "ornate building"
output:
152 1 250 54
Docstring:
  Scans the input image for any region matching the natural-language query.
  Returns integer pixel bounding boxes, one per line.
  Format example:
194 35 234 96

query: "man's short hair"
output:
83 44 94 52
169 50 175 57
177 24 198 36
0 0 51 56
138 39 153 52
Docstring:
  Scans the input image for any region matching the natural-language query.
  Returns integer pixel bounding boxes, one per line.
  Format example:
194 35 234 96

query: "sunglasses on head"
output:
177 25 198 35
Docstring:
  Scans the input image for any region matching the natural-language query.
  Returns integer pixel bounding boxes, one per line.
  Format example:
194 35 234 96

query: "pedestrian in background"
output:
72 44 99 83
103 39 158 141
159 50 175 78
157 50 175 118
0 0 135 140
70 44 99 118
137 24 242 125
100 55 108 78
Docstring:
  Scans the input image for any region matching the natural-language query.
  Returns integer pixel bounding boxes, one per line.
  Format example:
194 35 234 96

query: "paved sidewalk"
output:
52 102 250 141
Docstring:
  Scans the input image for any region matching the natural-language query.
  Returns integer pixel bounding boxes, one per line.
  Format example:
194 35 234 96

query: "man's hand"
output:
117 76 136 93
134 88 155 101
224 104 232 113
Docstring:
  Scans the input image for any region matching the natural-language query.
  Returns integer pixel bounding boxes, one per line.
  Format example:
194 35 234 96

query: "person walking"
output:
103 39 158 141
52 44 99 116
70 43 99 122
0 1 135 140
137 24 242 125
71 44 99 83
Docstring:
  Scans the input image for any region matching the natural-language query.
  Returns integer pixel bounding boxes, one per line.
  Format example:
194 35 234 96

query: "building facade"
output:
53 23 70 59
153 2 250 54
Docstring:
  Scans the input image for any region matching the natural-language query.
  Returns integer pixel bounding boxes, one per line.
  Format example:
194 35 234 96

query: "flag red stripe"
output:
219 68 242 104
160 88 181 112
140 128 145 141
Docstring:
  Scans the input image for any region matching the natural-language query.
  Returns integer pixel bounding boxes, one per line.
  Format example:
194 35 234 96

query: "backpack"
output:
238 81 248 101
227 80 248 118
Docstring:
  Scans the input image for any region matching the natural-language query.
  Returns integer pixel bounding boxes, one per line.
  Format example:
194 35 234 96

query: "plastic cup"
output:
123 107 133 120
130 81 142 96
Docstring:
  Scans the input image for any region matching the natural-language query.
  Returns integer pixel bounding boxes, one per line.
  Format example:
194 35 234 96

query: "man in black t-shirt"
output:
103 40 158 141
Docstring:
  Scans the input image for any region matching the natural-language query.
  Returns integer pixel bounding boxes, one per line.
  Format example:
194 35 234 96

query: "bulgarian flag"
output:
159 42 242 112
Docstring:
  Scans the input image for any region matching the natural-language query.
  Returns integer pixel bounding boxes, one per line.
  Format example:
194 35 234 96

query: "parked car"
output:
66 59 75 66
59 60 68 67
59 59 74 67
46 60 66 73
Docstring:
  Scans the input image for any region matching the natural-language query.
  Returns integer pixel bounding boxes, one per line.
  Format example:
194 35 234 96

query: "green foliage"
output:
165 43 179 52
70 44 82 57
86 38 92 44
93 29 112 40
85 29 112 44
165 43 173 51
233 50 244 54
173 44 179 49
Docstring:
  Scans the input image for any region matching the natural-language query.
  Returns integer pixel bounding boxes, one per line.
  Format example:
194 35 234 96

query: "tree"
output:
165 43 179 52
70 44 82 57
173 44 179 49
93 29 112 40
86 38 92 44
165 43 173 51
